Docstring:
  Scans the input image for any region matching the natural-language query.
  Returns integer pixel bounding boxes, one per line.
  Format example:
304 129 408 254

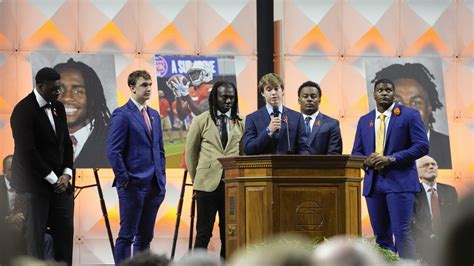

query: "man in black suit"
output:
10 67 74 265
54 58 111 168
297 81 342 154
372 63 452 168
412 155 458 264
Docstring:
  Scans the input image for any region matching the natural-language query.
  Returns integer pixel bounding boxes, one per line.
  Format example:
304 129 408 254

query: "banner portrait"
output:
365 58 452 169
31 52 117 168
155 55 237 168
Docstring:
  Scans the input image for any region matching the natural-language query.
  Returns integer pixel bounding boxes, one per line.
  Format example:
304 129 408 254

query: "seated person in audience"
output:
0 155 54 264
412 155 457 264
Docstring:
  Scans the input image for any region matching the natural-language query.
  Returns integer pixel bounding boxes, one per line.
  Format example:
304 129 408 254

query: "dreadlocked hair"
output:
54 58 111 128
371 63 443 127
208 81 241 125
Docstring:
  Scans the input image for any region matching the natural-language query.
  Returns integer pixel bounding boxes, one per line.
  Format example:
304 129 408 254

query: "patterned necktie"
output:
429 187 441 232
142 107 152 135
376 114 386 154
305 116 312 136
220 115 228 149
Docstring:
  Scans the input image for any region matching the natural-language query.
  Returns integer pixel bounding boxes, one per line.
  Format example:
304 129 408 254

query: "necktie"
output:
376 114 386 154
429 187 441 232
142 107 152 135
43 102 53 109
220 115 228 149
305 116 312 136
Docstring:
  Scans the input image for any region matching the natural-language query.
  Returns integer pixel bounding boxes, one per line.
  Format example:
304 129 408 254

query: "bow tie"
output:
43 102 53 109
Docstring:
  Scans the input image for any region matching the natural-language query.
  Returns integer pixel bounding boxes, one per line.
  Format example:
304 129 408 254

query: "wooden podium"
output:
218 155 365 258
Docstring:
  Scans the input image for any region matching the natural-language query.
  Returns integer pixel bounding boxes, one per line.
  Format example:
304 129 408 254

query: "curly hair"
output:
208 81 241 125
371 63 443 127
54 58 111 128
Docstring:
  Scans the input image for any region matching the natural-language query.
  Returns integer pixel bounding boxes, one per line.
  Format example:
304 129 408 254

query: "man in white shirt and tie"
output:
412 155 458 264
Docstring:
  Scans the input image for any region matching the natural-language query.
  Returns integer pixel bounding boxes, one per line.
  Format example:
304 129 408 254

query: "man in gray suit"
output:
297 81 342 154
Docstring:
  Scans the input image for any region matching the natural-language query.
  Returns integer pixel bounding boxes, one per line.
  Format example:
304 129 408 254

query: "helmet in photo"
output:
188 61 213 87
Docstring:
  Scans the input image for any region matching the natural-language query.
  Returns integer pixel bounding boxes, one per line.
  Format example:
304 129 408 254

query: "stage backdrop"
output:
0 0 472 264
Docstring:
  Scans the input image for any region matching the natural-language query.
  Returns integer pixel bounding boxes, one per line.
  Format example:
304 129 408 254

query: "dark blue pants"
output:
366 192 416 259
114 179 165 265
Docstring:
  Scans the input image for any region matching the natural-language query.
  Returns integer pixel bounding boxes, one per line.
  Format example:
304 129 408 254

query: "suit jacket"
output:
0 176 9 220
429 129 452 169
351 104 429 196
306 112 342 155
107 99 166 192
244 106 309 155
186 111 245 192
10 92 73 194
74 120 110 168
412 182 457 260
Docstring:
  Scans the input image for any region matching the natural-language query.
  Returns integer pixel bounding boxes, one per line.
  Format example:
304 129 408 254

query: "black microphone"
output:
273 106 280 137
273 106 279 117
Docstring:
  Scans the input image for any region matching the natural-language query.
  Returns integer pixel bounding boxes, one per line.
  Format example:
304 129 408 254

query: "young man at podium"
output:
185 81 244 258
243 73 309 155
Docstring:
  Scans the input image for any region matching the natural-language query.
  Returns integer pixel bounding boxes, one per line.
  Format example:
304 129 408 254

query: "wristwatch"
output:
388 155 396 165
265 127 271 136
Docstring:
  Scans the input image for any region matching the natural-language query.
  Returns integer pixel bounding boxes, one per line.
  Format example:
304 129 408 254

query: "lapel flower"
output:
282 114 288 123
369 119 374 128
393 107 401 116
316 119 321 127
53 107 57 117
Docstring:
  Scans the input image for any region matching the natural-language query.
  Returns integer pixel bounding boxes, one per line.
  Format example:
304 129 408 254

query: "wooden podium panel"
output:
219 155 364 258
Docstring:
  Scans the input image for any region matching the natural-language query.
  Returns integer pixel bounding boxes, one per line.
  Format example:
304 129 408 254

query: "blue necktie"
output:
305 116 312 136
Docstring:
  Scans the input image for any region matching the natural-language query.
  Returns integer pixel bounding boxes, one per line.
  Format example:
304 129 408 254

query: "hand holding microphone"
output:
267 106 281 136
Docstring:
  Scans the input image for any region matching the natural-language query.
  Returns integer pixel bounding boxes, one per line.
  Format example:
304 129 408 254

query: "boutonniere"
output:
393 107 401 116
316 119 321 127
369 119 374 127
53 107 57 117
282 114 288 123
151 116 155 122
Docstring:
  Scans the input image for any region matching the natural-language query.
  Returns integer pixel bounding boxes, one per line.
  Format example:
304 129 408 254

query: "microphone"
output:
273 106 279 117
273 106 280 136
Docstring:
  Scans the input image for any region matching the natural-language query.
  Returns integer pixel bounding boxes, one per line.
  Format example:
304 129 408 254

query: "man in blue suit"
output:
352 78 428 259
244 73 309 155
297 81 342 154
107 70 166 264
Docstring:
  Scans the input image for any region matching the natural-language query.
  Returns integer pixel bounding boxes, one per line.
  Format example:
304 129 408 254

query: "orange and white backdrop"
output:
0 0 472 264
278 0 473 237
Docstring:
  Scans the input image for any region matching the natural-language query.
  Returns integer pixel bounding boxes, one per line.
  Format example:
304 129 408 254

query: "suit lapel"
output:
307 113 323 145
209 114 225 151
128 100 152 142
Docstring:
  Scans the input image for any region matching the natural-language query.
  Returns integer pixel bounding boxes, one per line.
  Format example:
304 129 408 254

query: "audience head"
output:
416 155 439 183
172 249 223 266
312 236 387 266
2 154 13 181
120 251 169 266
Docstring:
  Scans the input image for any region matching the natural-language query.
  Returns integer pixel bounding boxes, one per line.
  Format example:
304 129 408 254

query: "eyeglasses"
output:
418 162 438 168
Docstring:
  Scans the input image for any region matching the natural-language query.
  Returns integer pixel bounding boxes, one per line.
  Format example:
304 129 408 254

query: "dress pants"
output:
194 181 226 258
22 187 74 265
366 191 416 259
114 178 165 265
